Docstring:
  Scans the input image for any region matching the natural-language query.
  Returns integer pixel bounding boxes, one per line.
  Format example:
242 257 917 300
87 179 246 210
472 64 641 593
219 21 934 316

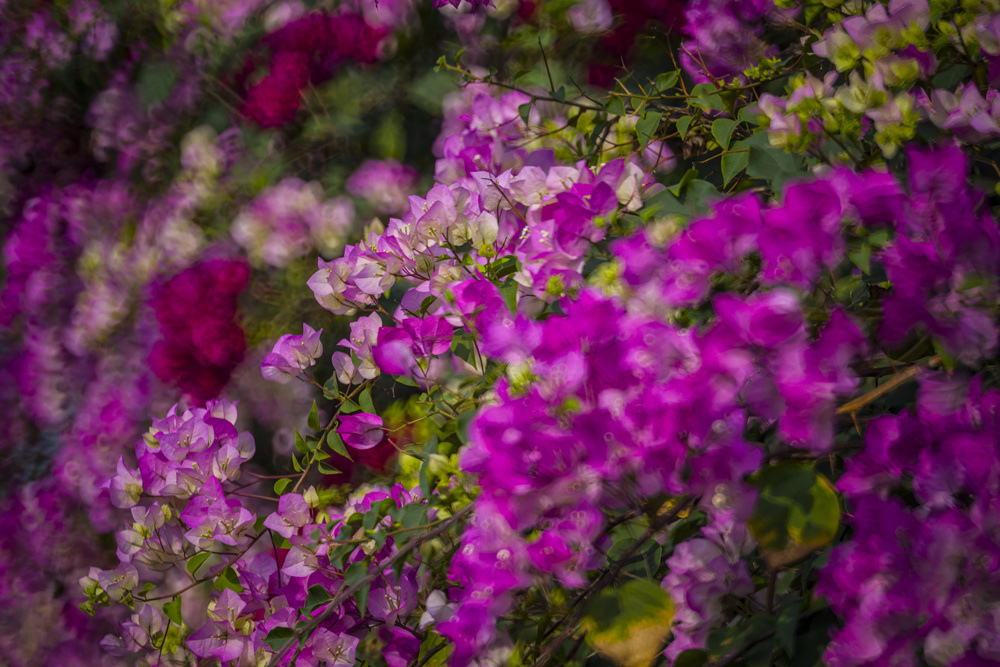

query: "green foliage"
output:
581 579 675 667
748 463 842 569
163 598 183 626
213 566 244 593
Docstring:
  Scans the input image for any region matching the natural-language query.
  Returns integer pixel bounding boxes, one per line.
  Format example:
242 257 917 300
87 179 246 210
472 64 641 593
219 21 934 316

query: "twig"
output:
412 642 447 667
836 356 940 417
539 37 555 92
139 532 264 602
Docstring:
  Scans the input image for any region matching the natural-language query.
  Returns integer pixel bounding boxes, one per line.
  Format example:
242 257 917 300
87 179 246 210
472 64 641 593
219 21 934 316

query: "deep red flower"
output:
240 51 311 128
239 11 387 127
149 259 250 402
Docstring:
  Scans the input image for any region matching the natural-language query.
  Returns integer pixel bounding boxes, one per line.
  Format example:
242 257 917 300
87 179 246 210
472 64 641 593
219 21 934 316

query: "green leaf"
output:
707 615 775 661
163 597 183 626
344 561 367 588
933 338 957 371
294 430 309 455
398 503 428 529
738 105 760 124
323 375 339 400
684 180 719 213
363 508 380 533
317 461 340 475
328 432 352 461
676 115 694 140
359 389 375 415
452 343 473 364
419 295 438 315
588 119 609 152
340 399 361 414
273 478 292 495
721 150 749 186
304 584 333 613
456 410 477 446
214 566 244 593
519 102 532 125
605 520 647 563
655 71 679 91
377 498 396 516
605 94 626 116
711 118 738 150
581 579 674 667
849 245 871 274
410 68 456 114
186 552 211 576
552 85 566 102
639 189 688 220
328 543 350 570
744 134 807 193
500 281 519 315
668 168 698 197
491 255 519 279
673 650 710 667
202 103 231 133
345 512 365 531
136 62 176 107
690 83 726 112
373 111 406 161
355 581 370 616
264 626 296 651
307 401 320 432
748 463 842 569
747 145 801 181
636 111 663 146
776 596 800 657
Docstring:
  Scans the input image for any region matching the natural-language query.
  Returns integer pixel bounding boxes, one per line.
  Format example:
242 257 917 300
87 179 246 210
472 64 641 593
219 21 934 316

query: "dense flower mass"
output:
824 373 1000 665
3 0 1000 664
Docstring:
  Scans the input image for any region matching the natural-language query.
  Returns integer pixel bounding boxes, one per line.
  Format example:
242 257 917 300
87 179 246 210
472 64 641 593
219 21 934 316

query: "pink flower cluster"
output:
681 0 786 83
822 373 1000 665
231 177 355 267
346 159 420 216
261 323 324 384
920 82 1000 143
98 397 430 665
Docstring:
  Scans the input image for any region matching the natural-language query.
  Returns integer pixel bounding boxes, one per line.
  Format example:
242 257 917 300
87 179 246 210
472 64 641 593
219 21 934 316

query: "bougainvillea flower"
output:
261 323 324 383
337 412 384 449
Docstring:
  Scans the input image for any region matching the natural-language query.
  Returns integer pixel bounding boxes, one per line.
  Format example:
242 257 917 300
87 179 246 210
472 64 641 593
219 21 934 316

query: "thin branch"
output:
836 355 940 417
139 532 264 602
